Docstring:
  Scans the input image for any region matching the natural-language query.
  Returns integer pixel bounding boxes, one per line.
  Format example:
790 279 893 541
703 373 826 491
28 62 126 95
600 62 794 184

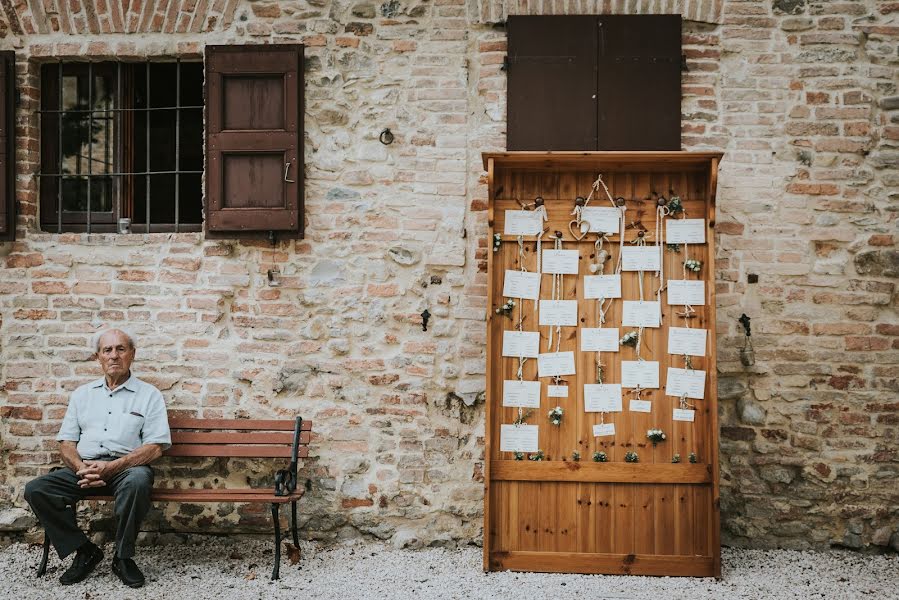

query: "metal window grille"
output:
39 60 204 234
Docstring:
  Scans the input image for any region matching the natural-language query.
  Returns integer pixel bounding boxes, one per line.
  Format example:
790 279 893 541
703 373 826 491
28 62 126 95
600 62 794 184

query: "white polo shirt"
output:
56 374 172 459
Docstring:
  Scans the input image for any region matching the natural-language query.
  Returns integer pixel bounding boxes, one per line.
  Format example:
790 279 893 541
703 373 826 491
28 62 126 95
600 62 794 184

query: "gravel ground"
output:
1 538 897 600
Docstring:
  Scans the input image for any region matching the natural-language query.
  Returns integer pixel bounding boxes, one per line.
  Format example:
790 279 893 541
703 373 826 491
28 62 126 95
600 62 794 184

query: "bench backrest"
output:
165 416 312 459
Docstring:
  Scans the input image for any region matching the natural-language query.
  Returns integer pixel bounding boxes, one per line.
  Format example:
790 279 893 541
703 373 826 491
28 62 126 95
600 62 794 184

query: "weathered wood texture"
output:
483 152 722 577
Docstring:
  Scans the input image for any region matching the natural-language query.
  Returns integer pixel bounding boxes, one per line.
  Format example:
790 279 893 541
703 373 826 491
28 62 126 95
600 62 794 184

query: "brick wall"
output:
0 0 896 551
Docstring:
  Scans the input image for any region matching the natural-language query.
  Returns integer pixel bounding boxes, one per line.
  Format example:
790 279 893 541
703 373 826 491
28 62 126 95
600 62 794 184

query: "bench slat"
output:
170 432 311 445
167 418 313 431
164 445 310 458
84 489 305 503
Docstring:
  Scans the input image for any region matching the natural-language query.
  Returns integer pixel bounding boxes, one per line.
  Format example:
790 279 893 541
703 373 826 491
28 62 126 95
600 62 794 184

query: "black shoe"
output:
111 556 145 588
59 542 103 585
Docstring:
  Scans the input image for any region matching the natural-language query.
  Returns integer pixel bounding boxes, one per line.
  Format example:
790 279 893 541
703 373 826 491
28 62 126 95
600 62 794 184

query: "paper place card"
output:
538 300 578 327
581 207 622 235
583 274 622 299
541 249 580 275
502 380 541 408
537 351 576 378
502 331 540 358
621 246 661 272
584 384 623 413
621 361 660 389
622 301 661 328
581 328 619 352
503 210 542 236
629 399 652 413
665 367 706 400
593 423 616 437
673 408 696 422
667 280 706 306
666 219 706 244
503 270 541 300
548 385 568 398
668 327 707 357
500 424 539 453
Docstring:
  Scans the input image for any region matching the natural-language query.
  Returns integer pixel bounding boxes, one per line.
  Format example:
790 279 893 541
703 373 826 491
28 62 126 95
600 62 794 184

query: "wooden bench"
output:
37 415 312 580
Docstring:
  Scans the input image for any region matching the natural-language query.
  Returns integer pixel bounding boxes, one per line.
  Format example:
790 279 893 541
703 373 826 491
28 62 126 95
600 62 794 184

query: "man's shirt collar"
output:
91 373 137 393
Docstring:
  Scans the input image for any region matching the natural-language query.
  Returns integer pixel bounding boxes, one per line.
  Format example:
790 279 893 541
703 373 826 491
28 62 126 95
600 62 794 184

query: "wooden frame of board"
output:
483 151 723 578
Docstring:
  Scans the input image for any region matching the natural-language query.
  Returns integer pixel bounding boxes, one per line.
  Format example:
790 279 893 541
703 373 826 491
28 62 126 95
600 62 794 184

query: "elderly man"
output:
24 329 170 588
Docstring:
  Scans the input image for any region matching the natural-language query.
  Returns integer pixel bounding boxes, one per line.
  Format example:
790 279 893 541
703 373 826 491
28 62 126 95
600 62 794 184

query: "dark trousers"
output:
24 464 153 560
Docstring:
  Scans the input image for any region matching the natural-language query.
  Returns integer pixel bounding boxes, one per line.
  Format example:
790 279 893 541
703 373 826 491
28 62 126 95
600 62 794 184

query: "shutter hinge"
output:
681 54 689 72
14 89 21 107
501 55 509 72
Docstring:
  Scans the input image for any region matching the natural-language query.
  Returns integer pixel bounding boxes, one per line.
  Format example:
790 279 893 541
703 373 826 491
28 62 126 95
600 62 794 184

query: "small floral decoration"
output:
492 233 502 252
646 428 667 446
689 452 697 464
571 451 581 462
620 331 639 348
672 453 681 464
548 406 564 426
593 451 608 463
529 450 545 461
684 258 702 273
495 299 515 317
513 409 534 426
666 243 681 252
625 451 639 463
513 452 525 461
667 195 683 215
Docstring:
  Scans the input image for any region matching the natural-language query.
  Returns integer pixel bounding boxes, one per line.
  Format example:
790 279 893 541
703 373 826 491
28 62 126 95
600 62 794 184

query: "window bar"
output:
145 64 151 232
56 60 63 235
87 61 93 234
175 59 180 233
115 62 122 229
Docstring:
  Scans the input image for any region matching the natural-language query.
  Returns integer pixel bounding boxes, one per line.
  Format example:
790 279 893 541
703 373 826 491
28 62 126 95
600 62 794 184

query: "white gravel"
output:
1 538 897 600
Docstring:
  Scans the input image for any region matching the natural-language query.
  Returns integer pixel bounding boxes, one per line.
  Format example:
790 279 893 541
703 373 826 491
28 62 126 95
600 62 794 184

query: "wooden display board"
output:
483 152 723 578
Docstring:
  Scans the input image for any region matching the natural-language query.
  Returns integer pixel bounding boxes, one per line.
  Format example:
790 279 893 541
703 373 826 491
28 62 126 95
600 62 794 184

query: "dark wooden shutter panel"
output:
205 45 303 236
597 15 681 150
506 16 681 151
0 51 14 241
507 16 597 151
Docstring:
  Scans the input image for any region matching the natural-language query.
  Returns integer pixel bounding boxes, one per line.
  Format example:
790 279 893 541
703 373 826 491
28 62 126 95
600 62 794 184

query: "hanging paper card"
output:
629 400 652 413
622 361 660 389
665 367 706 399
581 207 622 235
593 423 616 437
622 301 661 328
502 331 540 358
548 385 568 398
502 380 541 408
668 327 707 356
538 300 578 326
503 270 541 300
584 384 623 413
583 274 622 299
503 210 542 236
541 249 579 274
673 408 696 422
621 246 661 272
667 280 706 306
500 424 539 453
537 351 576 377
666 219 706 244
581 328 619 352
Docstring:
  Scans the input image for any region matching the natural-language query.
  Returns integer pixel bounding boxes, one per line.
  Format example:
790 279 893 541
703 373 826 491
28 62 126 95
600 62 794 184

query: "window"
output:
506 15 682 151
40 61 204 233
36 45 305 239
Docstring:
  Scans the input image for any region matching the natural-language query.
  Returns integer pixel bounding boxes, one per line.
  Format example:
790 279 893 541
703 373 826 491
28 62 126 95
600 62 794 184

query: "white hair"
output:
91 328 137 353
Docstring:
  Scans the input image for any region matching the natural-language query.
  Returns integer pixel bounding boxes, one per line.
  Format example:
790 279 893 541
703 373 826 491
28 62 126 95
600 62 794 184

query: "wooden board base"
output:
488 551 718 577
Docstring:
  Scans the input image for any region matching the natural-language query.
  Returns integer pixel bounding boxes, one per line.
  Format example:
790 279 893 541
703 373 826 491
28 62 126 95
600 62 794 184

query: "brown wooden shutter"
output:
506 16 681 151
597 15 681 150
507 16 597 151
205 45 303 236
0 51 14 241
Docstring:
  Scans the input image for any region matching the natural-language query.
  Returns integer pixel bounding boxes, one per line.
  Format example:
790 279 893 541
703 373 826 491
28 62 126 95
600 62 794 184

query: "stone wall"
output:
0 0 896 551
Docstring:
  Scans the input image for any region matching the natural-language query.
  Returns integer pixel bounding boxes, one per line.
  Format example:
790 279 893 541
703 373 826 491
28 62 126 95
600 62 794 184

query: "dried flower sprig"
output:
620 330 639 348
593 451 608 463
548 406 563 426
672 453 681 463
493 233 502 252
625 451 639 463
495 299 515 317
684 258 702 273
646 428 667 446
529 450 545 461
571 451 581 462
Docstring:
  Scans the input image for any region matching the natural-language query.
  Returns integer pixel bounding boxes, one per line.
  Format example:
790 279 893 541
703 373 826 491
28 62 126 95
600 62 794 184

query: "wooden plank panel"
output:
165 445 308 458
491 462 712 483
594 483 614 553
612 484 634 554
483 152 724 171
168 418 311 431
170 432 308 445
488 551 717 577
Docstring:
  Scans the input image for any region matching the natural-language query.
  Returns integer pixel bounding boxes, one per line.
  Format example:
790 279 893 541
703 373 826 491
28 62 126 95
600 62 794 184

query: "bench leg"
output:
270 503 281 581
37 532 51 577
290 500 299 548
